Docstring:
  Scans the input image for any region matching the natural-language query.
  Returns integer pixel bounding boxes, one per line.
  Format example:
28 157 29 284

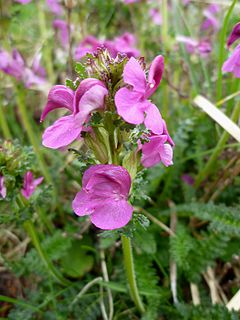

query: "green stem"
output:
161 0 168 46
24 220 70 286
15 86 53 188
0 295 38 312
121 235 145 314
195 101 240 187
37 0 55 83
0 103 12 139
216 0 237 101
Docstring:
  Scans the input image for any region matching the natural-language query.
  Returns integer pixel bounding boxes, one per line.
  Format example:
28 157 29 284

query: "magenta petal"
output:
72 189 98 217
90 200 133 230
123 57 147 93
33 176 44 188
41 85 74 121
42 114 83 149
115 88 145 124
144 103 163 134
86 167 131 198
0 175 6 198
73 164 133 230
147 55 164 97
74 78 106 113
21 171 43 199
222 45 240 77
160 144 173 167
78 84 108 120
141 150 161 168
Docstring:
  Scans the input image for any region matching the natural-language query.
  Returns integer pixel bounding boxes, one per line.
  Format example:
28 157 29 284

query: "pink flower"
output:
53 19 69 48
111 33 140 58
46 0 63 16
115 56 164 134
41 79 108 149
176 36 212 56
140 121 174 168
0 49 25 81
222 44 240 78
0 49 46 87
75 33 139 60
0 175 6 199
75 36 102 60
149 8 162 25
72 165 133 230
21 171 43 200
227 22 240 48
201 4 220 32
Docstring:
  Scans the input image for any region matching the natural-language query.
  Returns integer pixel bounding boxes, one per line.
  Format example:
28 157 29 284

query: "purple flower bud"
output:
181 174 194 185
21 171 43 200
72 165 133 230
0 175 6 199
227 22 240 48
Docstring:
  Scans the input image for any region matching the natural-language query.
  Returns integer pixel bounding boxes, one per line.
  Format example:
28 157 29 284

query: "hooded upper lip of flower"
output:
72 164 133 230
227 22 240 48
41 78 108 149
114 55 165 134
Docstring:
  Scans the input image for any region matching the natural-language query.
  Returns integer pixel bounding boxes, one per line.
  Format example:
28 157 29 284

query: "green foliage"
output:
175 202 240 237
170 224 230 282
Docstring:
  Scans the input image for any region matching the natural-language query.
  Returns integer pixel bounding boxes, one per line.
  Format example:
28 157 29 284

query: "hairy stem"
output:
121 235 145 314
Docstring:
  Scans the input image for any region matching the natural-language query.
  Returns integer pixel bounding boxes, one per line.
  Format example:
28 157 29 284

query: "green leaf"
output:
75 62 88 79
61 240 94 278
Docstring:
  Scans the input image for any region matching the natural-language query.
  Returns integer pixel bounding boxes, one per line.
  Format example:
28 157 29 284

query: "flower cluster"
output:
222 22 240 78
41 48 174 230
0 49 46 88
